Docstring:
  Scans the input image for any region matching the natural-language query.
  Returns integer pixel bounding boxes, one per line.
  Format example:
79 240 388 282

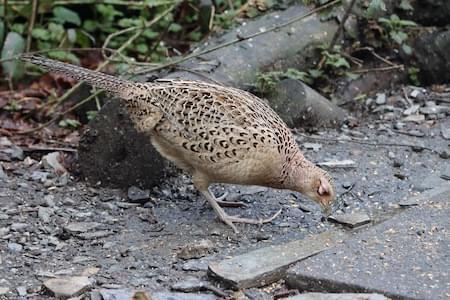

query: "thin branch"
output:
6 0 175 7
133 0 342 75
328 0 357 51
353 65 404 73
26 0 38 52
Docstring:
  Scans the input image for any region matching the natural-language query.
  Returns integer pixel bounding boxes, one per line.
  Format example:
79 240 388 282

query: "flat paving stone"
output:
285 292 390 300
208 230 347 289
286 186 450 300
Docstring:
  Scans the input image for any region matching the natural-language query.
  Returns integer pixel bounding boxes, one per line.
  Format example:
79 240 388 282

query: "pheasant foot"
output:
201 189 282 233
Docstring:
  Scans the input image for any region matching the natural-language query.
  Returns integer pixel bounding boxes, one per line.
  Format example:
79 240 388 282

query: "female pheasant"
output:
21 55 335 232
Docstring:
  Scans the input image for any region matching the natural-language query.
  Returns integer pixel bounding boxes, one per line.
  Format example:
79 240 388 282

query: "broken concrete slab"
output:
284 293 391 300
208 230 347 289
286 186 450 300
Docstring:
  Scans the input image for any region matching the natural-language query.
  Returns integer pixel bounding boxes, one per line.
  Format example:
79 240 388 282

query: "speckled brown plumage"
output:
21 55 335 232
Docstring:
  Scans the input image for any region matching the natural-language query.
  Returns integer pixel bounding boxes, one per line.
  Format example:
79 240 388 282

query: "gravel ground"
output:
0 86 449 299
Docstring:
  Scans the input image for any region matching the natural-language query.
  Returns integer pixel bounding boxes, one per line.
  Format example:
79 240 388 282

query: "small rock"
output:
318 159 356 168
403 104 420 116
409 89 421 98
387 151 395 159
38 206 53 223
182 259 209 272
394 173 407 180
393 160 403 168
439 150 449 159
0 164 7 180
375 93 386 105
64 222 101 233
31 171 50 182
42 152 67 175
44 195 56 207
172 276 207 292
10 222 28 232
303 143 322 152
16 286 27 297
441 123 450 140
393 122 406 130
0 227 10 237
0 287 9 295
127 186 150 203
43 276 93 299
398 198 419 207
420 105 450 115
7 243 23 253
177 239 215 260
78 230 113 240
402 114 425 123
328 213 371 228
411 145 424 152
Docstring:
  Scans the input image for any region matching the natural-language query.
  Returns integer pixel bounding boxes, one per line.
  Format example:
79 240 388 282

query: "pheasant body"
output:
21 55 335 232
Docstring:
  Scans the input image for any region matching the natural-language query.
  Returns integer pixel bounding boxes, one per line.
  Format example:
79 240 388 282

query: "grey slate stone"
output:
208 230 347 289
286 185 450 300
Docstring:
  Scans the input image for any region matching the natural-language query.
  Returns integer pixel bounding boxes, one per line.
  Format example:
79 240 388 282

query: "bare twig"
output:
22 146 77 152
134 0 342 75
353 65 404 73
356 46 398 67
328 0 357 51
26 0 38 52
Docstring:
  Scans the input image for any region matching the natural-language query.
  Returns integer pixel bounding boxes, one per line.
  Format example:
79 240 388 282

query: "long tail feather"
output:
20 54 135 97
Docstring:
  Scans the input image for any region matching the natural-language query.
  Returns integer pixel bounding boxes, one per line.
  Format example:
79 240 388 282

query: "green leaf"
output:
1 32 25 80
136 43 149 54
10 23 26 35
52 6 81 26
48 51 80 64
399 0 414 10
366 0 386 18
169 23 183 32
390 31 408 44
402 44 413 55
143 29 158 39
48 23 65 41
83 20 97 32
308 69 324 78
32 28 51 40
59 119 81 129
96 4 123 22
346 72 360 80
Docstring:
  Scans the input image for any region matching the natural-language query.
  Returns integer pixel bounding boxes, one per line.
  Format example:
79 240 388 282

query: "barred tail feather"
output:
20 54 134 97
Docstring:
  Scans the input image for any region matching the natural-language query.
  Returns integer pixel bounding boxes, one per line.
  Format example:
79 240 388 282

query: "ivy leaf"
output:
399 0 414 10
59 119 81 129
390 31 408 44
402 44 413 55
32 28 51 40
1 32 25 80
53 6 81 26
0 21 4 46
366 0 386 18
48 51 80 64
169 23 182 32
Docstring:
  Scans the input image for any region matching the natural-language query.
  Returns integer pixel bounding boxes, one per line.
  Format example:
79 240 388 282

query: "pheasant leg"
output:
200 189 282 233
207 189 246 207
